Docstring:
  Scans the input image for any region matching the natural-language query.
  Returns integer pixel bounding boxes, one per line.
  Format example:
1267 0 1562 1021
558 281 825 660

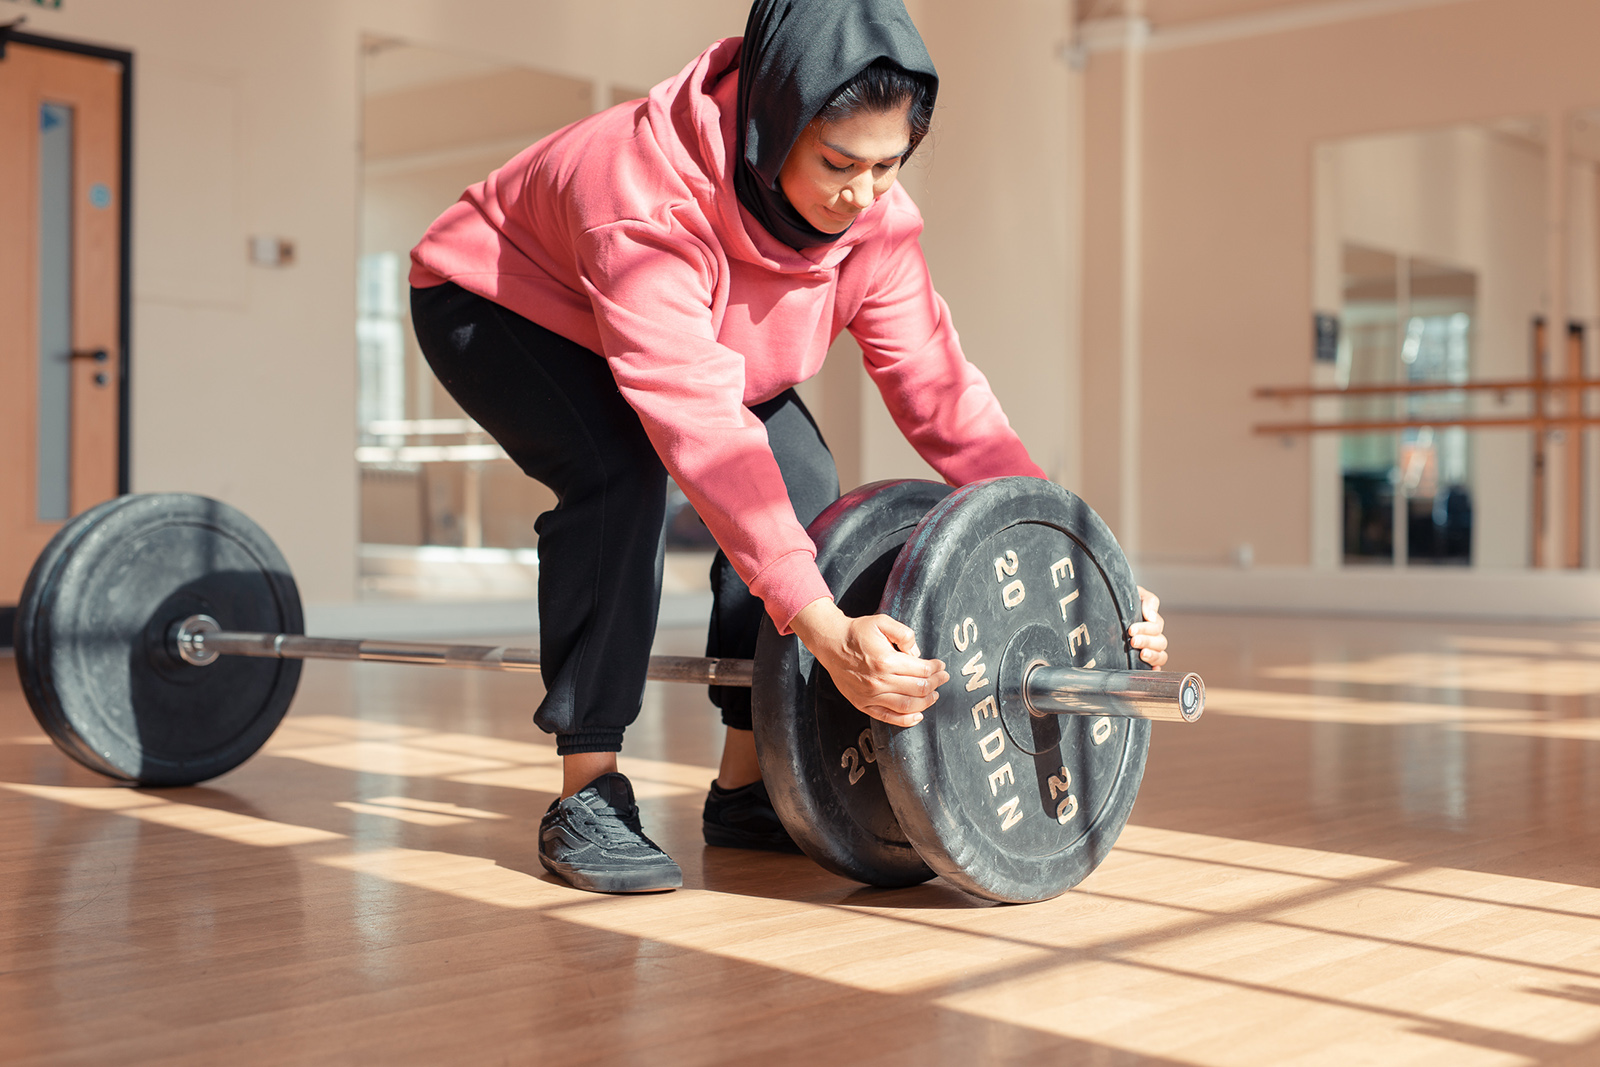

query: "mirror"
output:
1312 116 1599 570
356 40 665 598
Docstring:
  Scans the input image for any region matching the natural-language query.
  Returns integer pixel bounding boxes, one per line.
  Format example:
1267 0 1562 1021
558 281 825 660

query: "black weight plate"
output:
14 493 304 786
874 477 1151 903
752 479 953 887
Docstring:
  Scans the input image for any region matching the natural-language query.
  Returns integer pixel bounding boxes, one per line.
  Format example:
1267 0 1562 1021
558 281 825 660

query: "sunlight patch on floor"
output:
1205 687 1600 737
552 889 1052 996
315 847 568 909
1262 652 1600 696
1 781 344 847
263 714 715 799
549 824 1600 1066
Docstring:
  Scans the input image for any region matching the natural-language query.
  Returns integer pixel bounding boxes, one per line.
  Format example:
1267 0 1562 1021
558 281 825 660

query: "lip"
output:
820 205 859 226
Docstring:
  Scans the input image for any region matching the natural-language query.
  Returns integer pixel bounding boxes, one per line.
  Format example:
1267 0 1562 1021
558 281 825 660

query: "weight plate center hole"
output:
997 624 1065 757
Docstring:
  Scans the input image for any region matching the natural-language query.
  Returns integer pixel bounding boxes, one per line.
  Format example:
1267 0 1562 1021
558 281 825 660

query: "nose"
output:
839 171 874 211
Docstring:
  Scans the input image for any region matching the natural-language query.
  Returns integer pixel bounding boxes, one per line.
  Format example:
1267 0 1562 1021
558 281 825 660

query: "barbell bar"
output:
170 613 1204 724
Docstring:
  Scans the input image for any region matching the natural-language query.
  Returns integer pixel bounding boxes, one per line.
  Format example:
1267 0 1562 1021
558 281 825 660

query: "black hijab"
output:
735 0 938 251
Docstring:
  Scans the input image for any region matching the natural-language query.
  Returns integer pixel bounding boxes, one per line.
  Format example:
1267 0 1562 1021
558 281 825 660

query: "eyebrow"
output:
821 138 909 164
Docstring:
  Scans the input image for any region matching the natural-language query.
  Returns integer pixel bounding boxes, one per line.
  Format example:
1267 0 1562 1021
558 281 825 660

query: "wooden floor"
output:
6 611 1600 1065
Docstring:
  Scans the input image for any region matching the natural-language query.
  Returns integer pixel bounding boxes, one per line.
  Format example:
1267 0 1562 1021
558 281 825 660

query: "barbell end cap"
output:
1178 673 1205 722
171 614 221 667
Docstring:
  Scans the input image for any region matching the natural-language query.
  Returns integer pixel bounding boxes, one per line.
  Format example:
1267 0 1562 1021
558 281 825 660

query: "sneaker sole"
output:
703 820 805 854
539 852 682 894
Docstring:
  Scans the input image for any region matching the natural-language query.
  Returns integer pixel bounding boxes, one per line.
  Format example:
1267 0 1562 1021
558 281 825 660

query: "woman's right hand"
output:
788 598 949 728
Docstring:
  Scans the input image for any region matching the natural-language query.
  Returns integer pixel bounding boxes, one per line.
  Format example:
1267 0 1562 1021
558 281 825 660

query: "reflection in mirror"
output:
1315 119 1549 569
355 39 660 598
1339 249 1475 566
1563 107 1600 572
1338 246 1399 563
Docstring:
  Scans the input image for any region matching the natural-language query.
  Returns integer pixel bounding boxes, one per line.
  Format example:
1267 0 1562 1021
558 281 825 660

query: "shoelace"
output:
570 796 647 847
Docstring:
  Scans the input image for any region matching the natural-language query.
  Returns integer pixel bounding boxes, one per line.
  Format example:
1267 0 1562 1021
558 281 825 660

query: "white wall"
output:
23 0 747 605
859 0 1082 492
25 0 1083 607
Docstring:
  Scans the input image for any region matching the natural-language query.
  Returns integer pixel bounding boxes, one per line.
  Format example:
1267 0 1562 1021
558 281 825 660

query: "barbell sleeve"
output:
1024 665 1204 723
173 615 1198 720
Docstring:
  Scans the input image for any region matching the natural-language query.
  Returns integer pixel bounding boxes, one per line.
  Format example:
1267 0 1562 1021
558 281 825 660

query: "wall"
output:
1079 0 1600 580
17 0 748 605
32 0 1600 617
20 0 1085 609
857 0 1082 492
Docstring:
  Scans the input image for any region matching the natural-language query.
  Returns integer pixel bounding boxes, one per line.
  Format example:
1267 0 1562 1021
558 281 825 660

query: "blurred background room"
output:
6 0 1600 637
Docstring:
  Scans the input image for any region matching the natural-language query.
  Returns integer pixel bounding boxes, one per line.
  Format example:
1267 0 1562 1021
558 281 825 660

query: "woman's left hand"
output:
1129 586 1168 669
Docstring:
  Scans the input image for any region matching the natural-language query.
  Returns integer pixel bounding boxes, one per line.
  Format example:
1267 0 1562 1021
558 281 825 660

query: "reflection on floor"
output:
5 612 1600 1065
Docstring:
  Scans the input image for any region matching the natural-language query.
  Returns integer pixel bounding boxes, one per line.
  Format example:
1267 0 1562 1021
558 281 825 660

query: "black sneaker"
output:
702 779 803 853
539 773 682 893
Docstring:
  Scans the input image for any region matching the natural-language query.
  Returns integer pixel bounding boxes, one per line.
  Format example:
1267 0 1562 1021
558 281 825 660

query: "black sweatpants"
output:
410 282 840 754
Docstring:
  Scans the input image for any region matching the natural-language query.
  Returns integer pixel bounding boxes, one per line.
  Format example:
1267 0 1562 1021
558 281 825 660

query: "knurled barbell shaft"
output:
173 615 1199 721
176 617 754 687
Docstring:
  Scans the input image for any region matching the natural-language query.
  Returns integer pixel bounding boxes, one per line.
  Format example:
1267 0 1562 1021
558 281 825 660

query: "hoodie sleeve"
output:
573 218 834 633
848 229 1046 485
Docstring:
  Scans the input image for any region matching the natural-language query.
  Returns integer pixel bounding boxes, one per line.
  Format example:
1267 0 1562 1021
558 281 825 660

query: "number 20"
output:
841 728 877 785
1048 766 1079 824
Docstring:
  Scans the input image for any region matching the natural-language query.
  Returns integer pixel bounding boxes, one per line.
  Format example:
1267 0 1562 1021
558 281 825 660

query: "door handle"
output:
69 349 113 387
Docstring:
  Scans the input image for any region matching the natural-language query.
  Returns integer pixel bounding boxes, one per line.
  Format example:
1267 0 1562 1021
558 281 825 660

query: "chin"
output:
810 213 854 234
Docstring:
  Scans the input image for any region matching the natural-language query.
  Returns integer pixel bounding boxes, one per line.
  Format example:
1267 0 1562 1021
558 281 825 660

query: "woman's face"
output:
777 105 912 234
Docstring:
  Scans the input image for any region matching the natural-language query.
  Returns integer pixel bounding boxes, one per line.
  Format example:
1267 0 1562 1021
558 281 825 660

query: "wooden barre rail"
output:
1253 375 1597 435
1254 377 1600 400
1254 414 1600 435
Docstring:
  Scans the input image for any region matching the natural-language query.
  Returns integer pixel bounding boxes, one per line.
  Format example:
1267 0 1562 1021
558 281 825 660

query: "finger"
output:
876 651 947 681
872 667 951 699
1140 647 1169 668
864 710 928 726
1129 613 1164 637
862 704 925 728
1137 585 1161 619
871 615 923 659
857 688 939 717
864 667 948 700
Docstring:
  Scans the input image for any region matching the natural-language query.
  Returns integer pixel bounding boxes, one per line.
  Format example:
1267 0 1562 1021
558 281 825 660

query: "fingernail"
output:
910 714 924 725
908 645 921 658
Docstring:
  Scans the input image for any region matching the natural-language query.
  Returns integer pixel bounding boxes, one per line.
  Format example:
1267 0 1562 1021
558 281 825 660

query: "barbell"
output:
12 478 1203 903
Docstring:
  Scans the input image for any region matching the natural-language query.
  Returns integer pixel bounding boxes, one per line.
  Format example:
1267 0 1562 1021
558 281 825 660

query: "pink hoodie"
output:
410 38 1043 632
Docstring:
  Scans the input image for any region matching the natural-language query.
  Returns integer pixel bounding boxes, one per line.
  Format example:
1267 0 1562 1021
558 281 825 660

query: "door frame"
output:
7 28 134 494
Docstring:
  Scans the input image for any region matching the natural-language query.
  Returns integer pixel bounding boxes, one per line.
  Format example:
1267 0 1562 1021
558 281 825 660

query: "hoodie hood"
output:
734 0 938 251
643 36 915 273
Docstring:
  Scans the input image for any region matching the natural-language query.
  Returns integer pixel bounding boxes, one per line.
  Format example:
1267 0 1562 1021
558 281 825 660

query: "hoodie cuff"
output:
747 550 835 636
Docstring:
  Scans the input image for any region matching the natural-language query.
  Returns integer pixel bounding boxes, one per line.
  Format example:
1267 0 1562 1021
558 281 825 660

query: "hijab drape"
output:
734 0 938 250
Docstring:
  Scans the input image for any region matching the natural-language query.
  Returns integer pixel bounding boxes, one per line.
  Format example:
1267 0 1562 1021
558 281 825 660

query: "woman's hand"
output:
789 599 949 727
1130 585 1168 669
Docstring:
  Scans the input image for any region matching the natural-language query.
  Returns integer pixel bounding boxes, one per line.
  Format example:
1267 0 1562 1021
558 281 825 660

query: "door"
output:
0 38 126 606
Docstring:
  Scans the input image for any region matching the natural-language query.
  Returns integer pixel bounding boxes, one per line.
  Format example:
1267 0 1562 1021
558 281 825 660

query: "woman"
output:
409 0 1169 894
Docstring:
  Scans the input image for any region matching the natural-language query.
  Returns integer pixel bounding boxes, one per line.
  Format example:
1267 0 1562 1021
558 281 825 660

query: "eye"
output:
823 158 853 174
